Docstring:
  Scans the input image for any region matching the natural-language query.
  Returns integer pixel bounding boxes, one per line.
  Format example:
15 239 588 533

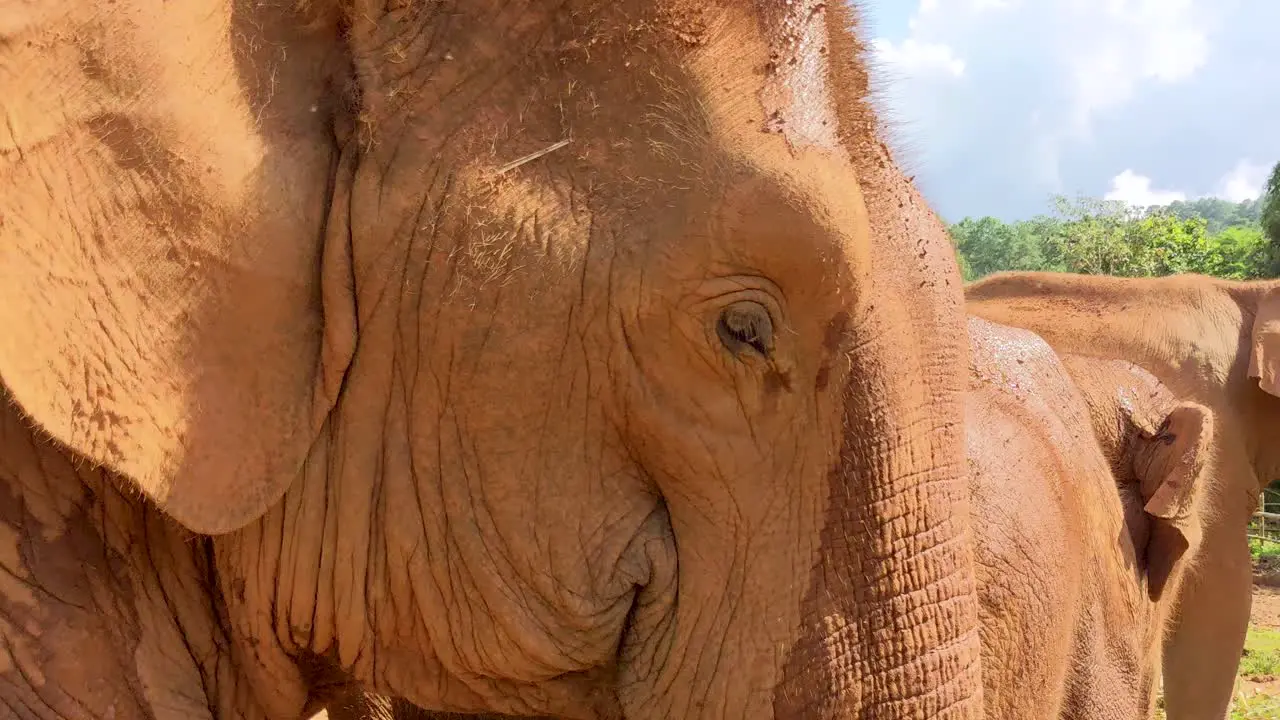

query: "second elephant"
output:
969 317 1213 719
968 272 1280 719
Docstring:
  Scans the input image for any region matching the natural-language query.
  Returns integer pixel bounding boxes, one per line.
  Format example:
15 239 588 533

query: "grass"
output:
1238 626 1280 680
1229 690 1280 719
1249 536 1280 562
1224 626 1280 719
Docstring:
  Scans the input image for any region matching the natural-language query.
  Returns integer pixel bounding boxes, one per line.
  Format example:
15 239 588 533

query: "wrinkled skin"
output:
967 272 1280 719
967 318 1213 720
0 1 983 719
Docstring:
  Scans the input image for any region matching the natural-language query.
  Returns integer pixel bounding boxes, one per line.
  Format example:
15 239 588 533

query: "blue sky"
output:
857 0 1280 221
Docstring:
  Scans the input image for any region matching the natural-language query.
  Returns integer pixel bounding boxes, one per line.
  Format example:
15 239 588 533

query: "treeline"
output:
949 162 1280 281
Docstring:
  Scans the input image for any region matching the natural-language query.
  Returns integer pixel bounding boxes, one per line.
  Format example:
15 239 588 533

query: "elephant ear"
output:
0 3 349 534
1249 287 1280 398
1133 402 1214 602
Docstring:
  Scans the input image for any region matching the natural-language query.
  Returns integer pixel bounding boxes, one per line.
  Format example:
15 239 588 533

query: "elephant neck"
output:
212 415 389 718
0 394 274 720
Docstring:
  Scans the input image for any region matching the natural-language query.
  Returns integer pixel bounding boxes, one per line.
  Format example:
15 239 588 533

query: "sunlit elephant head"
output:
0 0 981 717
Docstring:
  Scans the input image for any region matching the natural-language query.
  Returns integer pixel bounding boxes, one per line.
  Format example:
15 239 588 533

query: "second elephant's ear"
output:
1249 287 1280 398
1134 402 1214 601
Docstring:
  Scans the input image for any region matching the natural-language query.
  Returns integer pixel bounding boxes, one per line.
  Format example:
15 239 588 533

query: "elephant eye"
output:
717 301 774 359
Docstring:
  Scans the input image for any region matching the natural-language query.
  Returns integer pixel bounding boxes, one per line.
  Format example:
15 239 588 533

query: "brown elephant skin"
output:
0 0 982 719
968 317 1213 720
968 272 1280 719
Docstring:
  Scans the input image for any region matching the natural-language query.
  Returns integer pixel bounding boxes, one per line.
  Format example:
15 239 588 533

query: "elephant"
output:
966 272 1280 718
967 317 1214 719
0 0 985 718
319 319 1217 720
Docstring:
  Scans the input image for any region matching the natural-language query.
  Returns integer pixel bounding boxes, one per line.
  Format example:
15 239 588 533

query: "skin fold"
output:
967 318 1214 720
0 1 982 719
967 272 1280 719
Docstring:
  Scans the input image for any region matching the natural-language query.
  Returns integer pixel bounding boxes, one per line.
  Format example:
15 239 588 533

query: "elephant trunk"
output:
773 380 984 718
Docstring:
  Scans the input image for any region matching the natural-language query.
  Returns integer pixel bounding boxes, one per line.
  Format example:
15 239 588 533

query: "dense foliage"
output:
950 160 1280 281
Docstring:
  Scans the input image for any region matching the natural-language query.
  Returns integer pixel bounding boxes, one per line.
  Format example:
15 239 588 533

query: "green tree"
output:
953 243 976 281
950 178 1280 282
1128 212 1214 276
1263 161 1280 276
1037 195 1151 276
1165 197 1263 233
950 216 1053 280
1205 225 1268 279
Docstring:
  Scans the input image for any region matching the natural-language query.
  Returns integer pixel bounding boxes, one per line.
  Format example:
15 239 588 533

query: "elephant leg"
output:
1160 524 1252 720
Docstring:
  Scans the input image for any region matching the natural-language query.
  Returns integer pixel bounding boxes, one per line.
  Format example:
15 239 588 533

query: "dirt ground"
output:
1251 553 1280 628
1251 583 1280 628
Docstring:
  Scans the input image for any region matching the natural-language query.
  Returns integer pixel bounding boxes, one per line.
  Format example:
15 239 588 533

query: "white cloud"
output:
917 0 1017 16
873 0 1218 192
1102 161 1268 209
1062 0 1210 136
860 0 1280 220
1103 169 1187 207
969 0 1017 11
871 37 966 77
1214 159 1268 202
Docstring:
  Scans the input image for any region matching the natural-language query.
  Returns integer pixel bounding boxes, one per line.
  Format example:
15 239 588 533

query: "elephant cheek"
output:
771 400 982 719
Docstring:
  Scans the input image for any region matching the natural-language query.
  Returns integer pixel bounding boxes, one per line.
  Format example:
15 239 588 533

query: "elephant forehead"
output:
447 167 593 283
680 1 856 164
747 0 842 152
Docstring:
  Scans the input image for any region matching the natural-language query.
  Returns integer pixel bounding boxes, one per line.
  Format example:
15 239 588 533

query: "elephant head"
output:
0 0 981 718
1060 355 1214 603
